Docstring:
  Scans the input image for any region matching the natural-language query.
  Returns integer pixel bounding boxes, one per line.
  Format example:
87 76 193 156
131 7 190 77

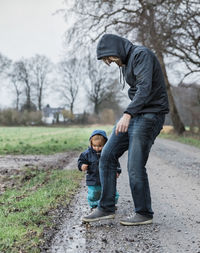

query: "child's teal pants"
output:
87 185 119 208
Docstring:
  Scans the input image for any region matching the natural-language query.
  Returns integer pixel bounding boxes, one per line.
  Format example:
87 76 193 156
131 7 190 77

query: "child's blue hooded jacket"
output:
78 129 121 186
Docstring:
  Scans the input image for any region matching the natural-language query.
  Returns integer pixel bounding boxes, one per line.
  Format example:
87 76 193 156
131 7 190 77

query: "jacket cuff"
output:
124 111 133 117
78 163 83 171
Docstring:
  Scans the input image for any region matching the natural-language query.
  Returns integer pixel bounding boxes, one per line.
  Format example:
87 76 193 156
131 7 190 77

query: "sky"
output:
0 0 73 108
0 0 68 62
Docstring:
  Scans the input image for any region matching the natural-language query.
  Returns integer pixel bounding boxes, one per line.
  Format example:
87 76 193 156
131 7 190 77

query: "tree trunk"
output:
70 103 73 115
16 95 19 111
25 81 32 111
38 87 42 111
158 53 185 135
94 103 99 115
27 89 31 111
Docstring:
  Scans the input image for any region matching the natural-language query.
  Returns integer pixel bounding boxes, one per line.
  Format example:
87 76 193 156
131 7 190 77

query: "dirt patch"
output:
0 151 80 194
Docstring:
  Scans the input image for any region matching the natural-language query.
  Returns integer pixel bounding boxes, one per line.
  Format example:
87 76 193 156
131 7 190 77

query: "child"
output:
78 129 121 210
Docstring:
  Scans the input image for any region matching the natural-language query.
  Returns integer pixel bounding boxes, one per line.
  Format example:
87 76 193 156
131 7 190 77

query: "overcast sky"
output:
0 0 74 108
0 0 68 62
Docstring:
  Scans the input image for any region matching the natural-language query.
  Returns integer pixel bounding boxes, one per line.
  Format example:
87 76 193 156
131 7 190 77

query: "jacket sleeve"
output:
124 51 153 116
116 161 122 174
78 152 89 171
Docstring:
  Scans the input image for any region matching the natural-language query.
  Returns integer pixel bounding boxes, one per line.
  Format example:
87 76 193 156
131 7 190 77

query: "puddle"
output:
50 183 90 253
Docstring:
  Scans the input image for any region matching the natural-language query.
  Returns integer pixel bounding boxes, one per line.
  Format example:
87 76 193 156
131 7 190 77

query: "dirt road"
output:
48 138 200 253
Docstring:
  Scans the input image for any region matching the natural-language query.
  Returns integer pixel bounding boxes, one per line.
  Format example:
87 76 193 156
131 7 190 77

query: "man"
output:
82 34 169 225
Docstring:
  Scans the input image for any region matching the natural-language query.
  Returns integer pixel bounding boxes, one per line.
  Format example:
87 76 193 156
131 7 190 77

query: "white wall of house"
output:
42 113 65 124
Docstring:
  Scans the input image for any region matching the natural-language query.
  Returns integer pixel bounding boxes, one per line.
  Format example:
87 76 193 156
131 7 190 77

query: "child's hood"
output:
89 129 108 141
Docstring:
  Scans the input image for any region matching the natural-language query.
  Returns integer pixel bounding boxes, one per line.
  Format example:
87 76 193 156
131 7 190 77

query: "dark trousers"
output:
98 113 165 217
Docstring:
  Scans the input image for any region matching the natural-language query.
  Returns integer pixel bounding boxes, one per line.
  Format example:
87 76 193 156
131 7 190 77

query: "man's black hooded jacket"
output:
96 34 169 116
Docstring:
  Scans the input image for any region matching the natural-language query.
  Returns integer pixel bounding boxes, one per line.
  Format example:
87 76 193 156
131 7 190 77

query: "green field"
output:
0 126 113 155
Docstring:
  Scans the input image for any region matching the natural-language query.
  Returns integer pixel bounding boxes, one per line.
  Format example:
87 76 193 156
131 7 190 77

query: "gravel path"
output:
48 138 200 253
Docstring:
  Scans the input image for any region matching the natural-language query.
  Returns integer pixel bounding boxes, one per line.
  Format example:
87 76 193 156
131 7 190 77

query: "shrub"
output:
0 109 42 126
100 109 115 124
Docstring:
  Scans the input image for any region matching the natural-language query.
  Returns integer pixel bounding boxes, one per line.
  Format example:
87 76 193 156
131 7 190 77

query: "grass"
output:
160 126 200 149
0 125 113 155
0 167 83 253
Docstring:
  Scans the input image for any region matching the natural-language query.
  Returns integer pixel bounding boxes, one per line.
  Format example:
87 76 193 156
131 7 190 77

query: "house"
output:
42 104 65 124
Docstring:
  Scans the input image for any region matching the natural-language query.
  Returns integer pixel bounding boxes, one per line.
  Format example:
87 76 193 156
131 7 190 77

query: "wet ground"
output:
0 151 79 193
47 138 200 253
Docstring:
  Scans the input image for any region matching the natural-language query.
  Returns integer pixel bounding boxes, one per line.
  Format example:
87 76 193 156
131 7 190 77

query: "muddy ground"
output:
0 151 79 193
1 138 200 253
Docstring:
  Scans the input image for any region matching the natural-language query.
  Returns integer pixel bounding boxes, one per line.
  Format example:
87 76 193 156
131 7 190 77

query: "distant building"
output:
42 104 65 124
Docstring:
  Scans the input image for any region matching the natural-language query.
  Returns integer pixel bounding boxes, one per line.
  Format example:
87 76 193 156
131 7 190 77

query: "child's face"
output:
92 140 104 153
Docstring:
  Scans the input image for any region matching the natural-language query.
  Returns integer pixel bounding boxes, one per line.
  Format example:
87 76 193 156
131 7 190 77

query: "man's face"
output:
102 56 123 67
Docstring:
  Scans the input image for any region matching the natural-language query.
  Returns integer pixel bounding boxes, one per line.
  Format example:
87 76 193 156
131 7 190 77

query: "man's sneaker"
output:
82 209 115 223
120 213 153 226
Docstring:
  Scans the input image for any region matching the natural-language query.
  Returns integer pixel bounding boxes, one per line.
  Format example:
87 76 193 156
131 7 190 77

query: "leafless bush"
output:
0 109 42 126
100 109 116 124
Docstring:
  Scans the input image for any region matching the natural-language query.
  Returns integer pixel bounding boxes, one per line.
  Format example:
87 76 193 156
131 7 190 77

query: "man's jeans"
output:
98 113 165 218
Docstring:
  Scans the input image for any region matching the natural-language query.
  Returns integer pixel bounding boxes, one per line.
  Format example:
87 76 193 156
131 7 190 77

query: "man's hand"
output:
81 164 88 171
115 113 131 135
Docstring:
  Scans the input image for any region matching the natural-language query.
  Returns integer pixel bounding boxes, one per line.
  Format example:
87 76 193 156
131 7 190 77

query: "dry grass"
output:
160 125 200 149
161 125 174 134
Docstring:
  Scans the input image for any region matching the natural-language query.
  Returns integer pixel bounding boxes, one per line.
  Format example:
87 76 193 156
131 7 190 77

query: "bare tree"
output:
58 58 80 114
14 59 35 111
87 55 121 115
64 0 200 134
179 83 200 133
30 54 51 110
135 0 199 133
8 66 23 110
0 53 11 75
88 78 109 115
135 1 186 134
163 0 200 82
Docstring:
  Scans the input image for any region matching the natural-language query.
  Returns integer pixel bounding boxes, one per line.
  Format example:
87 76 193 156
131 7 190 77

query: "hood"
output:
89 129 108 141
96 34 133 64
